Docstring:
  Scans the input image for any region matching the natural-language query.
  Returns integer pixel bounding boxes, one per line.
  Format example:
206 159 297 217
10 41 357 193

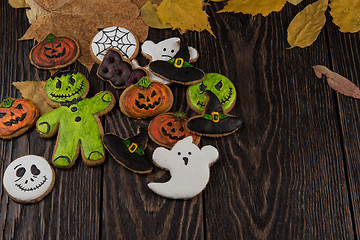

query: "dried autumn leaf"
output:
218 0 287 16
20 0 149 71
330 0 360 33
141 1 171 29
312 65 360 98
287 0 328 48
157 0 214 35
25 0 48 24
8 0 28 8
131 0 162 8
287 0 303 5
13 81 54 115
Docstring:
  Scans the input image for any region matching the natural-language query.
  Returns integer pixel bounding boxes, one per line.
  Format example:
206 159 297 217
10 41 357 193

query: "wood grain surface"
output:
0 0 359 239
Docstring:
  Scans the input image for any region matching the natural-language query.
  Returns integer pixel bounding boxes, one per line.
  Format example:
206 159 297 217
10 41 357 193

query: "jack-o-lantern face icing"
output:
30 33 79 70
46 71 88 104
187 73 236 114
149 112 201 148
2 155 55 203
0 98 39 139
120 77 173 119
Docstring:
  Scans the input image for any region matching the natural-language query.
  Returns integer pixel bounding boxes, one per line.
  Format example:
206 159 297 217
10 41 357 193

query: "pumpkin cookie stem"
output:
0 98 14 108
44 33 57 42
137 77 152 88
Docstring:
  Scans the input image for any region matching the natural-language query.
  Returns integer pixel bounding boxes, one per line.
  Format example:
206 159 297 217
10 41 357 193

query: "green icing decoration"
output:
203 113 228 121
168 58 193 67
187 73 236 113
37 71 113 167
44 33 57 42
123 139 144 156
137 77 151 88
0 98 14 108
173 111 186 119
46 72 87 103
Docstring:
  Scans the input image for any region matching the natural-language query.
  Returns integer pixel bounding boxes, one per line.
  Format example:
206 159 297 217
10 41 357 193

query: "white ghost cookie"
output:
133 37 198 85
3 155 55 203
148 136 218 199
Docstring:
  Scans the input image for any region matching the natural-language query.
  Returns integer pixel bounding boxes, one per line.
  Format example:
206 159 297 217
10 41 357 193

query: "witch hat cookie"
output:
186 90 243 137
149 42 205 85
103 127 153 174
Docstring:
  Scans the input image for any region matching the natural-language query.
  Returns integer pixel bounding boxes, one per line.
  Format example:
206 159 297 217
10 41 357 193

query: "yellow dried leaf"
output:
13 81 54 115
25 0 48 24
8 0 27 8
131 0 162 8
141 1 171 29
287 0 303 5
157 0 214 35
218 0 287 16
287 0 328 48
330 0 360 33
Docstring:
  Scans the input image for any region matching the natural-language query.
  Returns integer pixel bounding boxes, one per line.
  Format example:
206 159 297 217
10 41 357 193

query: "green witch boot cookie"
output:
36 71 115 168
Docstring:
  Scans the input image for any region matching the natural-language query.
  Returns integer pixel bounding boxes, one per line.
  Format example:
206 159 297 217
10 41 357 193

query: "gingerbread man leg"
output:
53 134 80 168
80 130 105 165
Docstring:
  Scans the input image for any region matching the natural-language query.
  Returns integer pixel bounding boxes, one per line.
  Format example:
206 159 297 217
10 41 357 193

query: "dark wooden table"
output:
1 0 360 239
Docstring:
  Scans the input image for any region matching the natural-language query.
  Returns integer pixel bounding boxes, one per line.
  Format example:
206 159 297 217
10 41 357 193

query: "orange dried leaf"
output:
13 81 54 115
141 1 171 29
20 0 149 71
330 0 360 33
157 0 214 35
312 65 360 98
287 0 328 48
218 0 287 16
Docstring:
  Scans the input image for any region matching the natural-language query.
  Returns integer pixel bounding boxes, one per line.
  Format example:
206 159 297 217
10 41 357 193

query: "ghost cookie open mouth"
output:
135 97 161 110
50 80 85 99
15 175 48 192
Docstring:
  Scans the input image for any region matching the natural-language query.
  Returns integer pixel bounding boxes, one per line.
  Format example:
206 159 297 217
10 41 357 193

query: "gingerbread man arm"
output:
36 108 61 137
87 91 115 115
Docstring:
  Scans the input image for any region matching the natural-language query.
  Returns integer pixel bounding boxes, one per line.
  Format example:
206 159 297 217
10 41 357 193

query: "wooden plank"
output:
202 2 355 239
325 18 360 239
0 3 102 239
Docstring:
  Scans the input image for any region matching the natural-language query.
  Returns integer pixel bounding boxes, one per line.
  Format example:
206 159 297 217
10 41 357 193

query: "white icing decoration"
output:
3 155 54 203
91 27 138 62
137 38 199 85
148 136 218 199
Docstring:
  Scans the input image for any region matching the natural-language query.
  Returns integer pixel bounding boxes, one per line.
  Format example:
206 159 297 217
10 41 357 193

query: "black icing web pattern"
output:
93 27 137 59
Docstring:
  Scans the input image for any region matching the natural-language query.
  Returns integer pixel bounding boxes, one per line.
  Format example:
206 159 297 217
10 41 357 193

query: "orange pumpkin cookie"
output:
0 98 39 139
119 77 173 119
29 33 80 70
148 112 200 148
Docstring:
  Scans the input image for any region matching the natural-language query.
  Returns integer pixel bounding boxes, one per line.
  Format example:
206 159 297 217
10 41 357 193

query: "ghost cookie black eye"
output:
163 48 166 51
215 80 223 91
188 152 191 155
16 167 26 178
56 79 62 89
199 82 206 93
178 152 181 155
31 165 41 175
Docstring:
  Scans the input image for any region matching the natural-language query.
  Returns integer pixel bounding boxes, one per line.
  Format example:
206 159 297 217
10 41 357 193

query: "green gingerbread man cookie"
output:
187 73 236 114
36 71 115 168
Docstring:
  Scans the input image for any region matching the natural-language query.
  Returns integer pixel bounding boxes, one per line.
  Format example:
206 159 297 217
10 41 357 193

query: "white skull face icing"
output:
3 155 55 203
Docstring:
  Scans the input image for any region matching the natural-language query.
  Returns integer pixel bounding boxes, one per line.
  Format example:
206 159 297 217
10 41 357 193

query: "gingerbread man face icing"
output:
187 73 236 114
3 155 55 203
148 136 218 199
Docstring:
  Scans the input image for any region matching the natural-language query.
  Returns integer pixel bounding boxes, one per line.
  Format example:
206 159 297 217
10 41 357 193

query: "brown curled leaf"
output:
312 65 360 99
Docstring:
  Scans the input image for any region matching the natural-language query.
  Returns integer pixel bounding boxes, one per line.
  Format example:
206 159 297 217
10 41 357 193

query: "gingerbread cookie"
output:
187 90 242 137
29 33 80 70
36 71 115 168
149 42 205 85
148 112 200 148
0 98 39 139
103 127 153 174
132 37 199 85
119 77 173 119
97 48 147 89
91 27 139 63
3 155 55 203
148 136 218 199
187 73 236 114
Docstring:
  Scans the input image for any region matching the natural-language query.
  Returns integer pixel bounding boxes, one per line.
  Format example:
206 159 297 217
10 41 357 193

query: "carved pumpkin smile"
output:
44 46 66 59
135 97 161 110
3 113 27 126
161 126 185 141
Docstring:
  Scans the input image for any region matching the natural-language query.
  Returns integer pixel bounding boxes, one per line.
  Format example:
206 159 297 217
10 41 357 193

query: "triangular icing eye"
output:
0 112 6 118
69 77 75 85
56 80 62 89
138 93 145 99
56 43 62 48
199 82 207 93
44 47 51 50
15 104 23 109
215 80 223 91
151 90 157 97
